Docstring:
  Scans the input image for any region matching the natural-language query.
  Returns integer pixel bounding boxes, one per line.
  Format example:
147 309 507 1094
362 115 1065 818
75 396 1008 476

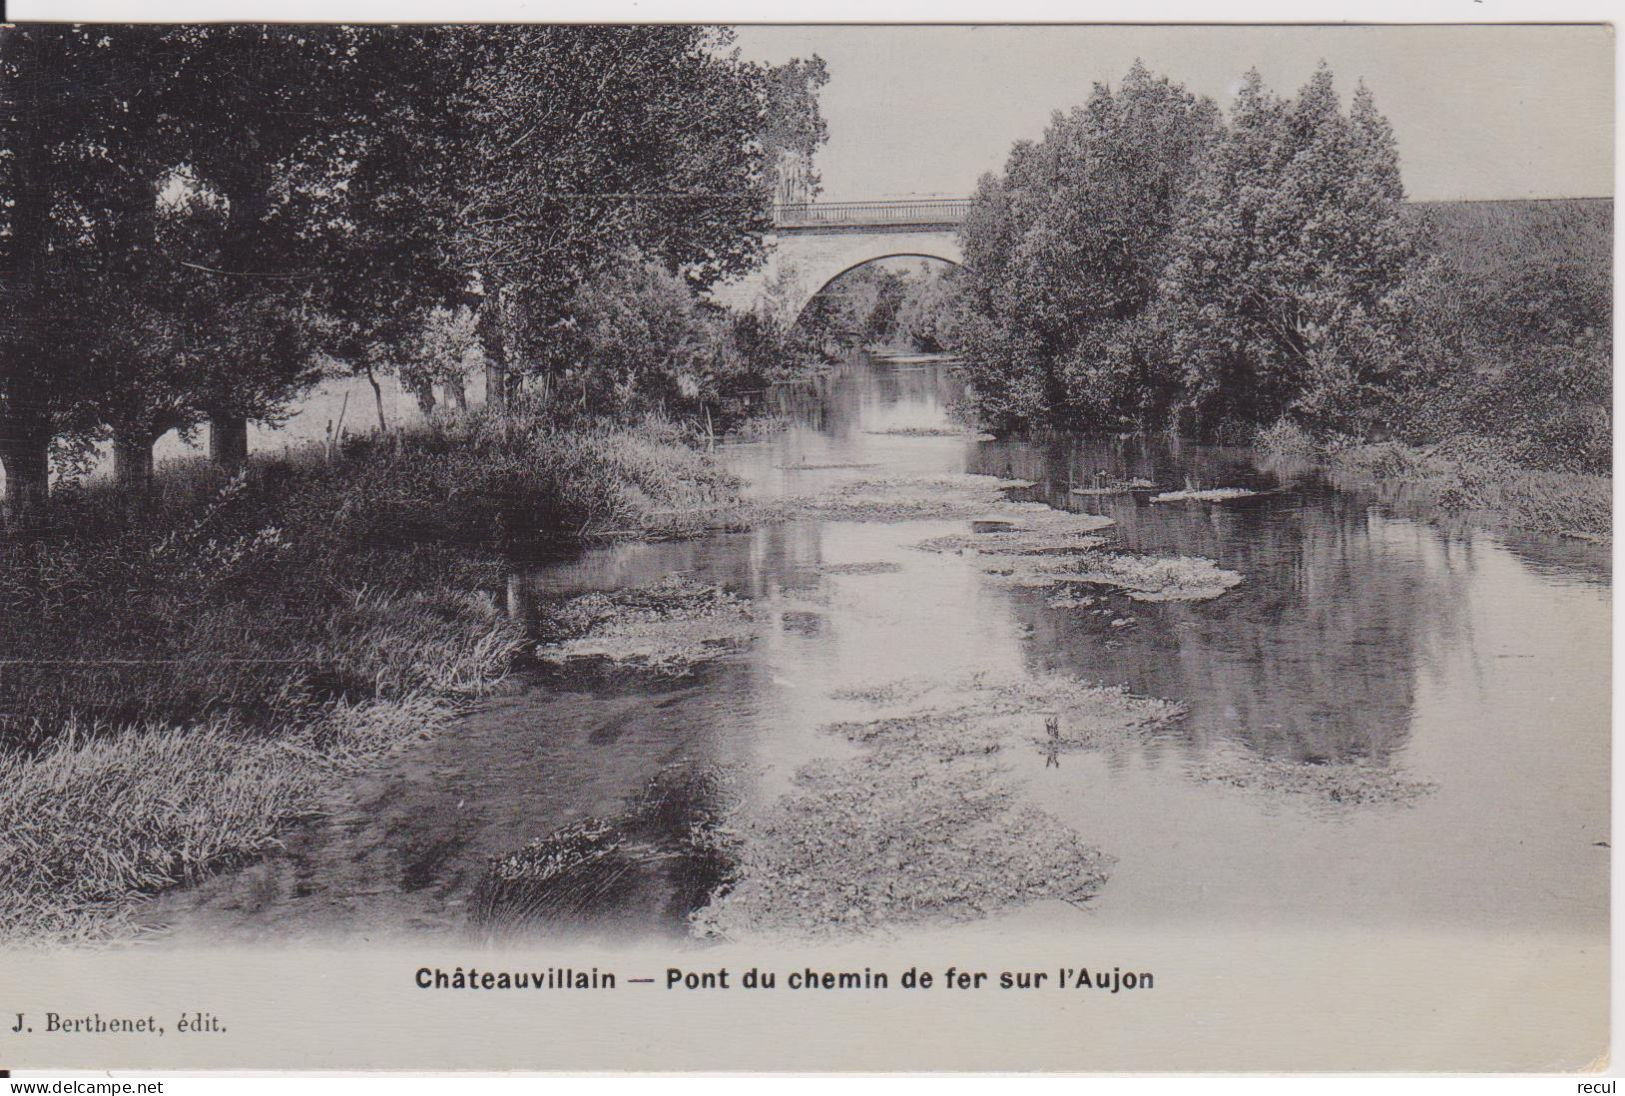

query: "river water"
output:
522 351 1609 939
147 352 1609 949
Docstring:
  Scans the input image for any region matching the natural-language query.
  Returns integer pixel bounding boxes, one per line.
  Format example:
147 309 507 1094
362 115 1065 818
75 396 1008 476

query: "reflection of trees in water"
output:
513 517 825 612
971 435 1475 766
1304 457 1613 589
765 355 960 438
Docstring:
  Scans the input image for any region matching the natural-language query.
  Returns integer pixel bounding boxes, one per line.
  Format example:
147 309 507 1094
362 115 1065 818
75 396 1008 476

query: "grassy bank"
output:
0 410 745 943
1257 420 1611 542
1236 200 1612 543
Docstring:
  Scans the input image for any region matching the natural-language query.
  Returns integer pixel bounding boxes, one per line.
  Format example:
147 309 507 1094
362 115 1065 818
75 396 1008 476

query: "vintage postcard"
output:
0 19 1611 1073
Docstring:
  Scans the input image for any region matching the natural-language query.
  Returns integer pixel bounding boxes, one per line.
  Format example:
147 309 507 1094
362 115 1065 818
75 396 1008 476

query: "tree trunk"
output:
365 361 387 432
477 295 510 412
209 414 249 467
485 359 508 411
413 382 437 417
0 416 52 529
113 430 156 493
1 31 55 528
448 377 468 411
206 159 274 470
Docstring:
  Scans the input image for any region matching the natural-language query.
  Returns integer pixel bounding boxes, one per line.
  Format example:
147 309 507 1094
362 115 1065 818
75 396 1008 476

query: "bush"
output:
538 249 811 425
1254 418 1320 462
1389 199 1612 473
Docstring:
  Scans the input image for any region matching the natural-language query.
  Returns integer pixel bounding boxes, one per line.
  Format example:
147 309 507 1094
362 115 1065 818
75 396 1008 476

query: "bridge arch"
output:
795 251 961 327
708 200 968 322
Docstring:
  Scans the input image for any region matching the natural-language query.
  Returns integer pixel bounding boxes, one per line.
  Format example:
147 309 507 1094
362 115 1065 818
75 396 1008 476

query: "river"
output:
145 351 1609 952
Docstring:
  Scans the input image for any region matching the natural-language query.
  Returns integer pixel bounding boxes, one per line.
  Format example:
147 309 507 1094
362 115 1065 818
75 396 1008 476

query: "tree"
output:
1 26 827 512
83 181 222 491
954 62 1219 431
415 27 826 409
0 26 175 517
762 56 830 205
896 262 965 352
74 27 475 477
395 307 485 415
295 28 476 427
543 249 718 417
1159 65 1420 433
152 26 420 466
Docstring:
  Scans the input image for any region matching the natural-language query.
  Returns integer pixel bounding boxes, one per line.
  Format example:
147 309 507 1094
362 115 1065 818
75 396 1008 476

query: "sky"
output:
731 24 1614 203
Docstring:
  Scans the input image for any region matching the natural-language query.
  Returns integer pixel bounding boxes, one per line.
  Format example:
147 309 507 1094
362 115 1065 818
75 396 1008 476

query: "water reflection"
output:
968 440 1475 766
506 352 1608 936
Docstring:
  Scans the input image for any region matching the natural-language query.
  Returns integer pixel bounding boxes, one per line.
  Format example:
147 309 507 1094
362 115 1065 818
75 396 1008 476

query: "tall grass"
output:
1329 437 1611 541
0 408 744 943
1258 423 1611 541
0 697 451 943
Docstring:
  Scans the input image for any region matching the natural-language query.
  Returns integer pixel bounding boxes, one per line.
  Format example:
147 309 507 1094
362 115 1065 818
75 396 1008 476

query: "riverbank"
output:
0 410 747 945
1257 422 1611 543
82 351 1607 951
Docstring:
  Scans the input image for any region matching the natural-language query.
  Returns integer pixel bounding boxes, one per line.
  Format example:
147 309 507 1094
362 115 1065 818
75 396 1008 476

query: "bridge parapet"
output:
773 198 970 231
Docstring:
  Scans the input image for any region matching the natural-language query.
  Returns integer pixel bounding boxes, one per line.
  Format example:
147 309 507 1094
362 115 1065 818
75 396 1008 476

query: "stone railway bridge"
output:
711 198 968 321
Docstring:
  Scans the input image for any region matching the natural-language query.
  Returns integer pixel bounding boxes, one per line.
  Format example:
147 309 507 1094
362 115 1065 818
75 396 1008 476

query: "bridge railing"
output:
773 199 971 229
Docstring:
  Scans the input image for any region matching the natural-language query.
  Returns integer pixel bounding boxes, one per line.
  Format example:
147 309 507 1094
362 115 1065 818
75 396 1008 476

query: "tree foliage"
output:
954 62 1220 431
543 249 797 420
1 27 169 514
791 261 962 359
952 61 1435 441
0 25 827 515
1159 66 1420 434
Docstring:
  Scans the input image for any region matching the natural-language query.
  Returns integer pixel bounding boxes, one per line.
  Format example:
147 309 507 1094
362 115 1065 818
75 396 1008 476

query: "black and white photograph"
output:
0 15 1612 1075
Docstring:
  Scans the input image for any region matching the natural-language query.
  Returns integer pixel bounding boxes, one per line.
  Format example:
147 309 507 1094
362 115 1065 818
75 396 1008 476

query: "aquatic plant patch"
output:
692 671 1181 939
756 473 1037 523
1053 551 1243 602
692 752 1112 939
774 461 882 471
863 426 988 437
473 762 742 933
472 818 640 928
1149 487 1259 503
1191 755 1437 807
814 560 904 576
914 508 1115 557
1070 478 1159 496
1045 589 1098 609
724 413 793 441
827 679 941 707
534 576 757 675
829 672 1183 751
915 516 1241 602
